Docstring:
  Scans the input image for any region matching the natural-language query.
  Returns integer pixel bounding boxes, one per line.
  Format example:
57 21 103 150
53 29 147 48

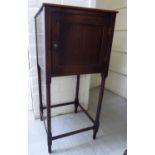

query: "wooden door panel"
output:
58 22 103 66
50 12 109 75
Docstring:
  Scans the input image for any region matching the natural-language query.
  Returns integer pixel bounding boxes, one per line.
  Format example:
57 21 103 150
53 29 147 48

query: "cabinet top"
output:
35 3 118 18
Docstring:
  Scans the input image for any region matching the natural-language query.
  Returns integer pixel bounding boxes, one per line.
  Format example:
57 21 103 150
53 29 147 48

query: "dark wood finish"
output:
49 8 116 76
46 82 52 153
35 3 117 77
35 3 118 18
78 103 95 123
93 73 106 139
38 65 43 121
43 101 75 109
123 149 127 155
35 3 117 153
42 102 95 140
75 75 80 113
52 126 94 140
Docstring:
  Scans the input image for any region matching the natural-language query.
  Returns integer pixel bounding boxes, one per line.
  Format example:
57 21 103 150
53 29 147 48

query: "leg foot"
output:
93 122 99 140
48 133 52 153
93 131 97 139
39 108 43 121
40 111 43 121
48 145 52 153
74 102 78 113
40 116 43 121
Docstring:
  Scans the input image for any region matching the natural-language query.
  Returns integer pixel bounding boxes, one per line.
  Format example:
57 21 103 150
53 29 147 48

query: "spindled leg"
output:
75 75 80 113
46 78 52 153
93 73 106 139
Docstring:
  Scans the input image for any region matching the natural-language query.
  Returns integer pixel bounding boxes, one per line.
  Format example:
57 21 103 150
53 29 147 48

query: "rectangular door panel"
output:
58 22 103 66
50 12 110 76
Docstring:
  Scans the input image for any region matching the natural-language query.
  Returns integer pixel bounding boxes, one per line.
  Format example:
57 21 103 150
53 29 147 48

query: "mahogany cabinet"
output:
35 3 118 153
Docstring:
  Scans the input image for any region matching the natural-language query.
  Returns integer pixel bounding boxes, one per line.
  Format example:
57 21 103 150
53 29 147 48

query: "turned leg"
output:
93 73 106 139
38 65 43 121
75 75 80 113
46 78 52 153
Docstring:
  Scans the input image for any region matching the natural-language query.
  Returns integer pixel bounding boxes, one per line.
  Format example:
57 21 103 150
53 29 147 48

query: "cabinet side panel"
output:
104 13 117 77
36 8 45 69
35 8 47 107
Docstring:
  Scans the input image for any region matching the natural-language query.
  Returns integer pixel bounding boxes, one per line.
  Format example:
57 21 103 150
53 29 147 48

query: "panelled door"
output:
50 11 110 76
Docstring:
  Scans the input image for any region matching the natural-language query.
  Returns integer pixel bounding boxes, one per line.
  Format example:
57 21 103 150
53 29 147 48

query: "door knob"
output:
53 43 58 49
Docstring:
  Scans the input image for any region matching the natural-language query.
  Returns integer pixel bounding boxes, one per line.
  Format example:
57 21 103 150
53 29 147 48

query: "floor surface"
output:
28 88 127 155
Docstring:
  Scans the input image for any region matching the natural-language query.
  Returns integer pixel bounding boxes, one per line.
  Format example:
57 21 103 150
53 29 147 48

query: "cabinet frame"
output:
35 3 118 153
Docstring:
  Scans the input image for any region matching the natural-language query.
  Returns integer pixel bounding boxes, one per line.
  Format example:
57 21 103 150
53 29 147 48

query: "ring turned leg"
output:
75 75 80 113
93 73 106 139
38 65 43 121
46 79 52 153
